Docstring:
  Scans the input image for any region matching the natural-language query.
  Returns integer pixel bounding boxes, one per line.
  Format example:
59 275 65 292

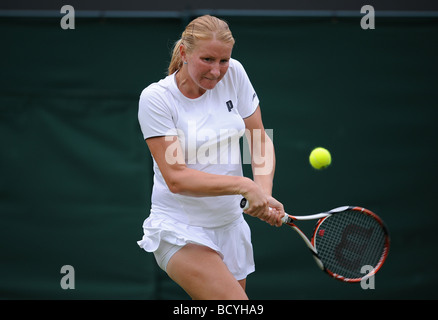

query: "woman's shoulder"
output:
226 58 250 81
140 74 174 99
228 57 244 72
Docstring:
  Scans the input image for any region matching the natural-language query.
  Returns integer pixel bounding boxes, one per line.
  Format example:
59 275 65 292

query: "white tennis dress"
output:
137 58 259 279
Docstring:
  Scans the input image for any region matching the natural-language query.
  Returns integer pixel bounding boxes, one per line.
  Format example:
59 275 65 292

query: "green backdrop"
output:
1 16 437 299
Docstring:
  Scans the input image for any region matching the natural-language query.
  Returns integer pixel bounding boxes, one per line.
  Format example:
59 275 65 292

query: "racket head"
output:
311 206 390 282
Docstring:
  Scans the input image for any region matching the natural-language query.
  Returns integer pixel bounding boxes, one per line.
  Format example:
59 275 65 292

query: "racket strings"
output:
314 210 388 280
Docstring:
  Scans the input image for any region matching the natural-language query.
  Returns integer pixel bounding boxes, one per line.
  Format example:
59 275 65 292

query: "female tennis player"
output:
137 15 284 300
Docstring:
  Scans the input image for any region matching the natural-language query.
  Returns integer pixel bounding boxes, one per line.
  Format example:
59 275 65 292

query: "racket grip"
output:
240 198 250 210
240 197 289 224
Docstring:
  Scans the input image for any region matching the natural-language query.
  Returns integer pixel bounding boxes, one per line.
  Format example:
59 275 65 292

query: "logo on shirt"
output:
226 100 234 112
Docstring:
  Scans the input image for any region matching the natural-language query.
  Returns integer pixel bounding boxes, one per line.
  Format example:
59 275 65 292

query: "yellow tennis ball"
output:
309 147 332 170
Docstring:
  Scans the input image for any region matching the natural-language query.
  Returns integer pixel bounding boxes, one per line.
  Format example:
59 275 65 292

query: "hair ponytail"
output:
168 39 183 75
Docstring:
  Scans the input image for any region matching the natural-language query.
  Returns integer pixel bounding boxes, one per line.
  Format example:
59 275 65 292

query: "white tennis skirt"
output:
137 213 255 280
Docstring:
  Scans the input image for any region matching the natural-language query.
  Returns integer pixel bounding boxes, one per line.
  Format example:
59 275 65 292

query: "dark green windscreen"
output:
1 16 437 299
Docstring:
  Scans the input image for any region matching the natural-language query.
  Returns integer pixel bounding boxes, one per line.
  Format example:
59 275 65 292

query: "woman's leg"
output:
238 278 246 291
166 243 248 300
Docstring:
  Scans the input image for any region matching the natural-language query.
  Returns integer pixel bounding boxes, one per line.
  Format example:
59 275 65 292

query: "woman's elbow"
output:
161 165 189 194
168 181 182 194
166 176 186 194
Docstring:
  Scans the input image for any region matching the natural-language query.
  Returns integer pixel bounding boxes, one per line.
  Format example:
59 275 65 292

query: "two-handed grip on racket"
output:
240 197 289 223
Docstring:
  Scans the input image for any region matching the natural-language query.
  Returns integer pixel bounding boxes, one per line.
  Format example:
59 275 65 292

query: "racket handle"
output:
240 198 250 210
240 198 289 224
281 212 290 224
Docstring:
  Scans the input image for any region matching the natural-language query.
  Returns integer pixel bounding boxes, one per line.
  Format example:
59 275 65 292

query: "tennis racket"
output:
240 198 390 283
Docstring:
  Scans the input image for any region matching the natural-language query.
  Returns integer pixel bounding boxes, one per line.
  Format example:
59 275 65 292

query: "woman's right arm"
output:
146 135 280 225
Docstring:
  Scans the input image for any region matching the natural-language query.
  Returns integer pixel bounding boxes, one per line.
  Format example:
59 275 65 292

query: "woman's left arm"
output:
243 106 284 218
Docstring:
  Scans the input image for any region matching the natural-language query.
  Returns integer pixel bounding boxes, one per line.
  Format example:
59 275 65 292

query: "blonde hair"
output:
168 15 235 75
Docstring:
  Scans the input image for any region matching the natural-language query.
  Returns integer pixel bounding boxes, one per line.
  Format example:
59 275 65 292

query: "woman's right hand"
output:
240 179 283 227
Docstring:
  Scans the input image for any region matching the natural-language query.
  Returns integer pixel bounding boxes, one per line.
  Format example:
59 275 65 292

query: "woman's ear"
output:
179 43 187 64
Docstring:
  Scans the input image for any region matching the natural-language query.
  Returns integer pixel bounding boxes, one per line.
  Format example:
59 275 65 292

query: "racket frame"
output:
282 216 326 271
283 206 390 283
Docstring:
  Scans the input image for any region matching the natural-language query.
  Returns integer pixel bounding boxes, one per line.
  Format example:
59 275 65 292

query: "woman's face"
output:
184 38 233 91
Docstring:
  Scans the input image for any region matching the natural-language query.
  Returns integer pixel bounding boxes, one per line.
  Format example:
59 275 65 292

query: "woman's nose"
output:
210 64 220 78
